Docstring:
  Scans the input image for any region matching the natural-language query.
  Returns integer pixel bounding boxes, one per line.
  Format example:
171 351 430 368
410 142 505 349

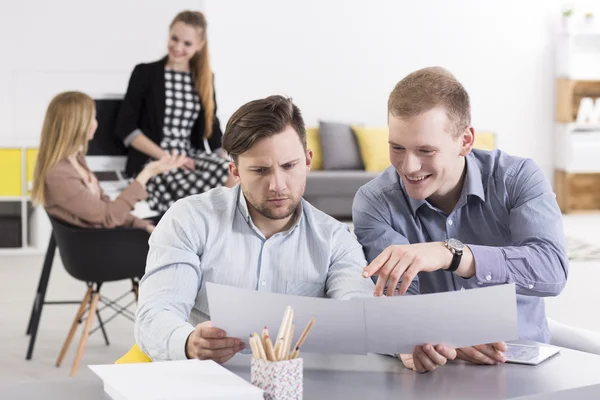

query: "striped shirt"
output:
135 185 375 361
353 149 568 343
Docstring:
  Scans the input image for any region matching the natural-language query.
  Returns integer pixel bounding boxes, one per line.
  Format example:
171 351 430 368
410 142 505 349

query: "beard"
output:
242 186 304 221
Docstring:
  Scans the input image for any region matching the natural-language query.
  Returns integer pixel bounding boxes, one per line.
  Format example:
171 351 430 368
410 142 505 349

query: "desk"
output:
3 347 600 399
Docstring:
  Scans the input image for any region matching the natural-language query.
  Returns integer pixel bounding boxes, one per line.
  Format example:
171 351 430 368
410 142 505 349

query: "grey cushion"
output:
304 170 381 218
319 121 364 170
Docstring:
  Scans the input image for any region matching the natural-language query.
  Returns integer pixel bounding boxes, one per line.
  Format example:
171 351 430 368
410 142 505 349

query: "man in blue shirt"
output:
353 67 568 372
136 95 375 363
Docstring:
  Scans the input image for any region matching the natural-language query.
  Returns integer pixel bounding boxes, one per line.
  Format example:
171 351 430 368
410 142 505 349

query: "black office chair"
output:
27 215 150 376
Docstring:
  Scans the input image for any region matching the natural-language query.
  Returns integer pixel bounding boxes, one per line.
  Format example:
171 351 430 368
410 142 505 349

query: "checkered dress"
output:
146 69 229 214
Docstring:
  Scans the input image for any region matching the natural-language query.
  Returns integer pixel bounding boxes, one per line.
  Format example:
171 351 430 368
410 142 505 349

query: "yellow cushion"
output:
473 132 496 151
306 127 323 170
115 344 152 364
352 126 391 172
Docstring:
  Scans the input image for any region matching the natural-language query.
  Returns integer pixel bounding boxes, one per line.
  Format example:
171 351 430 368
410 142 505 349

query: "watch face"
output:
447 238 465 251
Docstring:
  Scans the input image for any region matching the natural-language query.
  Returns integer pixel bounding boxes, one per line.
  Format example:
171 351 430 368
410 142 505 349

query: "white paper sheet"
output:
207 282 368 355
89 359 264 400
362 283 519 354
207 282 518 356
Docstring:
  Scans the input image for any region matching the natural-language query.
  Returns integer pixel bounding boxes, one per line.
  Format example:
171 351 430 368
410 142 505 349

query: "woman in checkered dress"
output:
116 11 233 214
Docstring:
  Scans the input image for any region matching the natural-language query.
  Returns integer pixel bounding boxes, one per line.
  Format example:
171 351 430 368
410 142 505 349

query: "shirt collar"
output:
403 153 485 217
236 186 303 237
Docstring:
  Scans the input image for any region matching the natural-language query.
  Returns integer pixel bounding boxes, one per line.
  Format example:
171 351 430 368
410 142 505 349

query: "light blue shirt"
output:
135 185 375 361
353 149 568 343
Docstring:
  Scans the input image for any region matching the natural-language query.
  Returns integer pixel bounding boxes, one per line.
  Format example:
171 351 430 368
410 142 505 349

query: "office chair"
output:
47 215 148 376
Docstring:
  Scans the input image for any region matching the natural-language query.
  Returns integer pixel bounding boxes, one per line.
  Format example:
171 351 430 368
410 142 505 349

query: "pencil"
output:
289 346 299 360
253 332 267 361
264 334 277 361
283 322 295 360
249 335 259 359
279 309 294 360
274 306 292 359
290 317 316 358
262 326 268 343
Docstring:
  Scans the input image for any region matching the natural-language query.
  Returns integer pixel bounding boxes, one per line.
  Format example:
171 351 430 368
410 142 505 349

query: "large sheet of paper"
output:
362 284 518 354
89 359 263 400
207 282 518 355
207 282 368 354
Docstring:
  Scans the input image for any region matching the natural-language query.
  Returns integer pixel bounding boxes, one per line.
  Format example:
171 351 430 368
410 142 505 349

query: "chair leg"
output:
95 309 110 346
70 291 100 377
56 287 92 367
25 234 56 360
132 279 139 303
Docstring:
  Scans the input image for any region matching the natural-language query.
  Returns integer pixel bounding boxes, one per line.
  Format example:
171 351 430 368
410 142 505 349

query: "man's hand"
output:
185 321 245 364
363 243 454 296
399 344 457 373
456 342 507 365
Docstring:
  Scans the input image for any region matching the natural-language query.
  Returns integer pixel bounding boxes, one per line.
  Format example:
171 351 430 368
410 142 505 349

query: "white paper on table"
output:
362 283 519 354
89 359 264 400
207 282 368 355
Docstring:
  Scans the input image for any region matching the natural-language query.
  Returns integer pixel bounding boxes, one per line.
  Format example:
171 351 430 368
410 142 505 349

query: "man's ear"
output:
459 126 475 156
305 149 313 172
229 161 241 183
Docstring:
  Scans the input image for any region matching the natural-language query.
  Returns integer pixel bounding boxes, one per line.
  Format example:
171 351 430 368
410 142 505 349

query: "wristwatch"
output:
444 238 464 272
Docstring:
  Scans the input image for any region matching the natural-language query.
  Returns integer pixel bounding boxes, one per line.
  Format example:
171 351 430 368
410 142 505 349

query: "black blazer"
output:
115 56 223 177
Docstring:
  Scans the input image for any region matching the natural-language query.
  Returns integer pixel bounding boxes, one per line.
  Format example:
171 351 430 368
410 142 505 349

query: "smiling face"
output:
167 21 205 66
230 125 312 221
388 107 473 203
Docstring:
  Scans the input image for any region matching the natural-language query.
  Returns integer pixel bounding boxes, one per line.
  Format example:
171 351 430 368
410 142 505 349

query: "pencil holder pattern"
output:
251 358 303 400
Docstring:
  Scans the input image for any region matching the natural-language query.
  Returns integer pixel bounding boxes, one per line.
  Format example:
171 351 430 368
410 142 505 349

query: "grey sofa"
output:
304 170 380 220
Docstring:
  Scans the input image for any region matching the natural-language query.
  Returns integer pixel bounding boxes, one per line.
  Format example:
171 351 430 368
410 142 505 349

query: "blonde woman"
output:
115 10 234 215
32 91 186 233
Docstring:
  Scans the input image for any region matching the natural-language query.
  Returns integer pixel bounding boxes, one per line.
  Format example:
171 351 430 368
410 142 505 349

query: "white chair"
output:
548 318 600 355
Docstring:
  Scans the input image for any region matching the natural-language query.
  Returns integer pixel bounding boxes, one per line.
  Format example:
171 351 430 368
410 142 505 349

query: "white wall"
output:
0 0 594 180
0 0 204 145
206 0 566 179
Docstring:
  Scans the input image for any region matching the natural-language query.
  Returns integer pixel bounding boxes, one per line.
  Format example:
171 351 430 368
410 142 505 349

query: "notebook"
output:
89 359 264 400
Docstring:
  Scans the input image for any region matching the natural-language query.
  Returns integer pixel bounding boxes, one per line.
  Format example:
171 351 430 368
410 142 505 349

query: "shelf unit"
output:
554 28 600 213
0 143 50 255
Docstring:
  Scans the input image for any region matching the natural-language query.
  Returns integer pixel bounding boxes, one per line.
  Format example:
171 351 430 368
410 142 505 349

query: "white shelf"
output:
0 247 46 257
567 123 600 132
0 196 27 202
0 146 50 254
559 31 600 38
554 125 600 172
0 140 40 148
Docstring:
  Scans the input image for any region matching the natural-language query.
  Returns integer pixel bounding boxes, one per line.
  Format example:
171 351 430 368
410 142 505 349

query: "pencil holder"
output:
251 358 303 400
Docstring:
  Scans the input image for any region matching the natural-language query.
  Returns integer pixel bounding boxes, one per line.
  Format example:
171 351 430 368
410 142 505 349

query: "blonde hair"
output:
31 91 95 206
170 10 215 139
388 66 470 136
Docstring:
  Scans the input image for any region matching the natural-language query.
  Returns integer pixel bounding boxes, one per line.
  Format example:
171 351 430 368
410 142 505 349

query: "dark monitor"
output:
88 97 127 157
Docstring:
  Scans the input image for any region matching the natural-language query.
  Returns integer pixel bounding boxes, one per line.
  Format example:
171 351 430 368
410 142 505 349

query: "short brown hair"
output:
388 67 470 135
223 95 306 163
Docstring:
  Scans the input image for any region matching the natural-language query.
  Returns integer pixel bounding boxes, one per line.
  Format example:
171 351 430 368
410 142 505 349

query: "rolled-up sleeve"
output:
470 159 568 296
326 224 376 300
352 186 418 295
134 199 205 361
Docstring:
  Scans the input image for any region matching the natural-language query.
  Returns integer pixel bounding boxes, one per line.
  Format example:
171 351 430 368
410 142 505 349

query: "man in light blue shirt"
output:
353 67 568 372
135 95 375 363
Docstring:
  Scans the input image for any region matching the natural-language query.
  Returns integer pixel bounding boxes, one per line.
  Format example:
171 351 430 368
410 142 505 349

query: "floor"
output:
0 215 598 387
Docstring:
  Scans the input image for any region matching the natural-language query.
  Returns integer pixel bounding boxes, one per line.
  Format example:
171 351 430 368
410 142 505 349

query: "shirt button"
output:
485 274 492 281
447 219 453 225
260 280 267 287
528 284 534 289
